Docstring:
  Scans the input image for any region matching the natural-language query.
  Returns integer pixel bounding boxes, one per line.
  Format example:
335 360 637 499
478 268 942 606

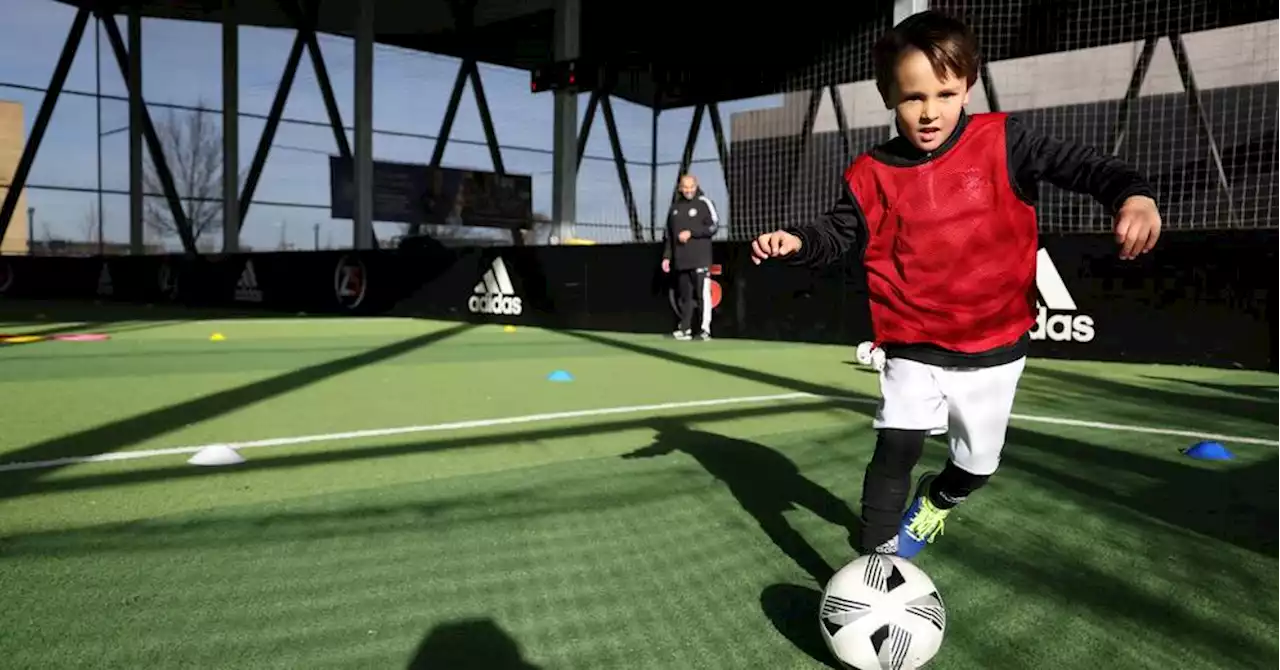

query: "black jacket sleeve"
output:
1005 116 1156 213
691 195 720 239
783 182 867 267
661 210 673 260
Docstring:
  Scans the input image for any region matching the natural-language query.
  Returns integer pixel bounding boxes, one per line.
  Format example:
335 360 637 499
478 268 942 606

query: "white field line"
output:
0 392 1273 474
0 392 820 473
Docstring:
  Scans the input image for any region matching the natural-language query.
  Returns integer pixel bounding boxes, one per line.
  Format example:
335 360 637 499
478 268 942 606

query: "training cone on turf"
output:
503 325 517 333
53 333 110 342
187 444 245 467
1182 440 1235 461
209 332 226 342
547 370 574 382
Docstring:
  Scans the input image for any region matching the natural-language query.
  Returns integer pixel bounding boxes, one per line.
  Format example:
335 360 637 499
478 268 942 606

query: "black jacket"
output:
784 111 1157 368
663 189 720 270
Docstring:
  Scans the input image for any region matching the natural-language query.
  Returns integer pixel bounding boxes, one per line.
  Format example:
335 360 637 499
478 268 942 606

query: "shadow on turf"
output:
0 398 856 501
760 584 841 669
566 329 1278 555
624 419 859 585
1142 375 1278 403
0 322 476 497
1003 427 1279 556
1024 365 1275 425
407 618 542 670
568 330 1278 664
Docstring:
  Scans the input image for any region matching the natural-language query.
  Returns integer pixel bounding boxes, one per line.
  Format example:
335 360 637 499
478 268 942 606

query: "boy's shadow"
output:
407 618 542 670
623 419 858 584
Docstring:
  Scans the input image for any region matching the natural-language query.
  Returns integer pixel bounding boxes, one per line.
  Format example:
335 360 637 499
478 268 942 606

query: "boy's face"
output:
890 47 971 152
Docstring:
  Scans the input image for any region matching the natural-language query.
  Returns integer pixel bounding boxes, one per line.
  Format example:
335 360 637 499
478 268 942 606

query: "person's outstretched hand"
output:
751 230 802 265
1114 196 1161 261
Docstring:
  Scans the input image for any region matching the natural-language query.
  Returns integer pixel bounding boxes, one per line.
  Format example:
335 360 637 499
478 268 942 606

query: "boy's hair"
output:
872 10 980 104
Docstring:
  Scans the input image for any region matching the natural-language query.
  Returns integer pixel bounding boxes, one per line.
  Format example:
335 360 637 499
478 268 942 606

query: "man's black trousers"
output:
675 266 711 334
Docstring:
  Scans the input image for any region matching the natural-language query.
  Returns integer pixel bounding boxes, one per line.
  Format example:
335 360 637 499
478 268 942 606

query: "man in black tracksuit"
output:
661 174 719 340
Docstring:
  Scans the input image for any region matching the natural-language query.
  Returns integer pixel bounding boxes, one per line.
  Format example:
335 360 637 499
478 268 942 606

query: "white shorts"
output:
872 356 1026 476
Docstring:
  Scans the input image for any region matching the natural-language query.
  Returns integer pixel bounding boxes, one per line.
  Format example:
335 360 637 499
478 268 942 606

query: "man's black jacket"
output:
663 189 720 270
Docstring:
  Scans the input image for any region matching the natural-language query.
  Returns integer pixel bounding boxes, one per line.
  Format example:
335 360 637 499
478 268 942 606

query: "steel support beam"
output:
433 0 476 172
0 7 89 246
649 106 659 241
575 90 600 170
430 63 470 167
421 57 519 243
353 0 374 249
599 94 642 241
239 0 371 244
94 15 104 254
1169 33 1235 227
431 0 522 242
1110 37 1157 156
101 12 198 255
469 66 504 176
222 0 240 253
238 25 304 224
828 85 853 165
707 102 729 174
978 60 1001 113
551 0 580 242
128 6 143 253
671 103 705 206
467 60 521 245
416 59 468 238
282 0 352 160
788 88 823 199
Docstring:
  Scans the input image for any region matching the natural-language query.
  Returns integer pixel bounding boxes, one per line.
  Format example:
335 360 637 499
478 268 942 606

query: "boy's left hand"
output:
1113 196 1161 261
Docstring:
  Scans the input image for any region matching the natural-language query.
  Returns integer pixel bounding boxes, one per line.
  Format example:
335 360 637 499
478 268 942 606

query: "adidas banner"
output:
0 230 1271 370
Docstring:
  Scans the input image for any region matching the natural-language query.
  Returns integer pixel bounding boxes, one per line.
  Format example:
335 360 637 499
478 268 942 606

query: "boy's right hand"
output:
751 230 802 264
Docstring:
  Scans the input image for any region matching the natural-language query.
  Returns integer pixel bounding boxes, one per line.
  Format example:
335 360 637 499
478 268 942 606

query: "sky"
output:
0 0 783 251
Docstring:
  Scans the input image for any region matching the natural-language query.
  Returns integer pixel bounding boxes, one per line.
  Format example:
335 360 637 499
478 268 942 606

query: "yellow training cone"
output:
209 333 226 341
503 325 516 333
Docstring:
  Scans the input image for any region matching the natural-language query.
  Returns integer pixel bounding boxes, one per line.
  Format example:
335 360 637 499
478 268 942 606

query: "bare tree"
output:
79 204 102 246
143 101 240 244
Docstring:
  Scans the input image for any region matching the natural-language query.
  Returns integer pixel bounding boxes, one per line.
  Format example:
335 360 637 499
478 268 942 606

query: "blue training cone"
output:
547 370 574 382
1182 440 1235 461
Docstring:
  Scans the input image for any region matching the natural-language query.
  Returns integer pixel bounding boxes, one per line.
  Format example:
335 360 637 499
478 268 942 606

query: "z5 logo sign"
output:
334 254 367 309
668 264 724 315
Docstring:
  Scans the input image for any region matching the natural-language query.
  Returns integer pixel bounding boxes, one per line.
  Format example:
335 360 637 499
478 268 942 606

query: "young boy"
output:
749 10 1162 558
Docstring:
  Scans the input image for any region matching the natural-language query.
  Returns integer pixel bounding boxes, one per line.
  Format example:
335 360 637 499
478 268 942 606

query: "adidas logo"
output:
468 257 523 316
235 259 263 303
1031 248 1094 343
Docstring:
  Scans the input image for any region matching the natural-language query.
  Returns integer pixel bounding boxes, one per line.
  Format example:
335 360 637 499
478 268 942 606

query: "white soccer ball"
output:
855 341 875 365
869 347 886 372
819 554 947 670
855 341 887 372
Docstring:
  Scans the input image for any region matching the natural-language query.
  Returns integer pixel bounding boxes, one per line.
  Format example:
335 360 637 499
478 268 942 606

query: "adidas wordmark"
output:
468 257 523 316
1031 248 1093 343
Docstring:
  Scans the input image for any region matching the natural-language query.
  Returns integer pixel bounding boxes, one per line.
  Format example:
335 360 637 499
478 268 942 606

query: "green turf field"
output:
0 303 1275 669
